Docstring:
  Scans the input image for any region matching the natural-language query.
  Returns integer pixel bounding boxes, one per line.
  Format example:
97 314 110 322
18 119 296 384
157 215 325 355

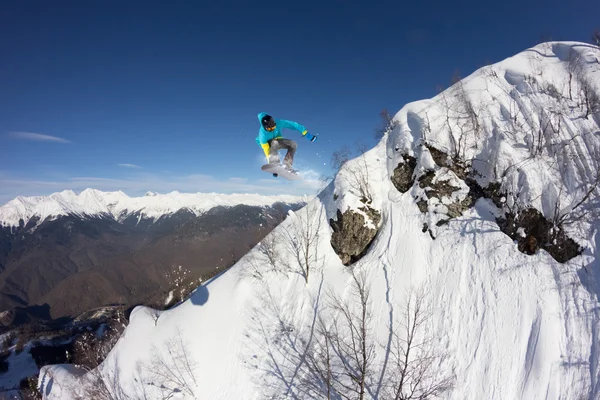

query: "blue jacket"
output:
256 112 307 158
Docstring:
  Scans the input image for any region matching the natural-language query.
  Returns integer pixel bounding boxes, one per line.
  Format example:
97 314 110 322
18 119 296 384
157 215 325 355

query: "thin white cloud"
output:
9 132 71 143
118 163 142 169
258 178 282 184
228 177 248 183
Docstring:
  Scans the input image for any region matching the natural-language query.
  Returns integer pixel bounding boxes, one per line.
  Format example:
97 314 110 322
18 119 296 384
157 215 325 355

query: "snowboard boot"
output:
284 165 298 174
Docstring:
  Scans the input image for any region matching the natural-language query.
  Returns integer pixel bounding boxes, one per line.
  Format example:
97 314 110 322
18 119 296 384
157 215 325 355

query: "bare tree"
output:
252 270 455 400
322 144 353 183
131 364 152 400
144 329 199 399
383 288 454 400
577 75 600 119
532 108 561 157
255 270 375 399
343 147 374 204
243 256 267 282
81 367 128 400
72 327 199 400
243 233 288 282
437 88 458 158
258 233 286 275
422 112 433 143
147 307 162 326
552 173 600 229
282 206 323 284
565 45 600 119
245 278 328 400
302 313 335 399
327 270 376 400
71 356 130 400
332 145 353 172
453 76 482 159
374 109 399 139
330 143 374 204
592 29 600 46
567 48 582 101
72 358 153 400
435 76 482 163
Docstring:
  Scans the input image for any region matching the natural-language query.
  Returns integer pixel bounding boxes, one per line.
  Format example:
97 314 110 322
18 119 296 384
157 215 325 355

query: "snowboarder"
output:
256 112 316 176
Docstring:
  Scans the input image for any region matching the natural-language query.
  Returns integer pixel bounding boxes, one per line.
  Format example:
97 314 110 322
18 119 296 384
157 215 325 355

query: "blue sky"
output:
0 0 597 203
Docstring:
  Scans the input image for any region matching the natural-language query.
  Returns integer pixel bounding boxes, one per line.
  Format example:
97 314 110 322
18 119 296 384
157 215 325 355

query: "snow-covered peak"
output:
0 189 307 228
389 41 599 227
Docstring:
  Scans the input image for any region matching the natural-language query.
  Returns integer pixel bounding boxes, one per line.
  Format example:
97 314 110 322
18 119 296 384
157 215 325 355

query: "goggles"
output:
262 115 276 132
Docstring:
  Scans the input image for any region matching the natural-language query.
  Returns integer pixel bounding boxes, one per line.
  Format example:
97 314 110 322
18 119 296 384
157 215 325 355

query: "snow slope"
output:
39 42 600 399
0 189 307 228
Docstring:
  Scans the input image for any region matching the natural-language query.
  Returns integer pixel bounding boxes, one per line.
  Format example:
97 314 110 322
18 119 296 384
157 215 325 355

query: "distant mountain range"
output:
0 189 306 328
0 188 307 228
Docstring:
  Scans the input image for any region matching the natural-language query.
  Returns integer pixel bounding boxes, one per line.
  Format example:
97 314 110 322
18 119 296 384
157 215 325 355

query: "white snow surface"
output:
39 42 600 399
0 189 307 228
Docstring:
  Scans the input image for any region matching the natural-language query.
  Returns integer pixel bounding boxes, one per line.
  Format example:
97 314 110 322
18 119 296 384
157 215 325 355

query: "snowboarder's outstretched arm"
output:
277 119 306 135
278 119 318 142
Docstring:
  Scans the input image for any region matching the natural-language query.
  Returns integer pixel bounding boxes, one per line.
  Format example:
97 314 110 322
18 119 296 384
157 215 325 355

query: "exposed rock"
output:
418 164 581 262
393 143 581 263
464 178 503 209
416 199 428 213
410 146 581 262
496 207 581 263
482 182 503 207
330 205 381 266
426 145 452 168
445 197 474 219
391 154 417 193
417 169 474 221
520 235 538 255
418 170 459 199
426 144 469 179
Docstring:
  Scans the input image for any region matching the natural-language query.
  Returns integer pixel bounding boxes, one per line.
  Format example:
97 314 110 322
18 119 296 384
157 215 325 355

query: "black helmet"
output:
261 114 276 131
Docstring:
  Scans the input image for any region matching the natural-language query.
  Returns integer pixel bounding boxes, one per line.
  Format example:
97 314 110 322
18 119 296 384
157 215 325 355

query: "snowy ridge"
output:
0 189 308 228
40 42 600 399
391 41 599 232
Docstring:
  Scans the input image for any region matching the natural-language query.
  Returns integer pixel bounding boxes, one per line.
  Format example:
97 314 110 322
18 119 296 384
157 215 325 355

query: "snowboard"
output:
261 163 302 180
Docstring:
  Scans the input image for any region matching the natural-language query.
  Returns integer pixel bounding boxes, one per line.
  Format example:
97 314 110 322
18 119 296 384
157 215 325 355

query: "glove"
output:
304 132 317 142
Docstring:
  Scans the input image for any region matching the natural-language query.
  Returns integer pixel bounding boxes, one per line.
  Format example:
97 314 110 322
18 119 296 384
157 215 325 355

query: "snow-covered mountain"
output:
0 189 307 228
39 42 600 399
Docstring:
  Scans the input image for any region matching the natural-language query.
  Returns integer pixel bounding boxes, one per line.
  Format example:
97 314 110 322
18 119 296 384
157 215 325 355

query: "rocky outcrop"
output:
391 154 417 193
330 205 381 266
425 145 469 179
395 145 582 263
416 168 473 227
496 207 581 263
